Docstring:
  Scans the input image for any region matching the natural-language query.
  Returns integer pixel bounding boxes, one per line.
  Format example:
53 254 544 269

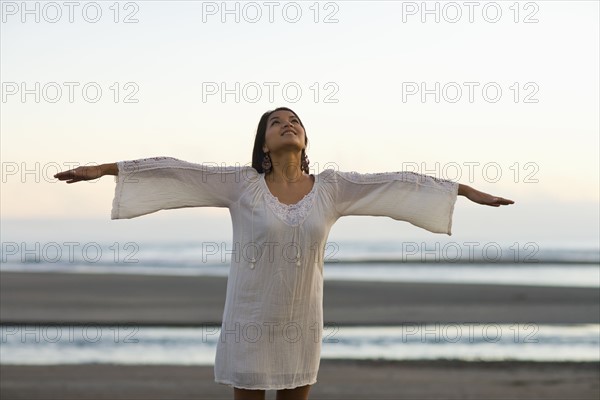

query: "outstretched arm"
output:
54 163 118 184
458 183 514 207
54 157 248 220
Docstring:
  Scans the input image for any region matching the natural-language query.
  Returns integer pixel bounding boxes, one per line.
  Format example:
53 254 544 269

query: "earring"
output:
262 152 272 173
301 151 310 173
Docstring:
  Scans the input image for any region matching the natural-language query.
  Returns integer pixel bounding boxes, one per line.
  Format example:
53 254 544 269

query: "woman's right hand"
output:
54 165 104 184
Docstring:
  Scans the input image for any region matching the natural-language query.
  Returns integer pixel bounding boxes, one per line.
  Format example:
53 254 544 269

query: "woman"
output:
55 107 514 400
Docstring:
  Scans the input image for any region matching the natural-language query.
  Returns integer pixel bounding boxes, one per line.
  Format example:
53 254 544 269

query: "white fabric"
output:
111 156 459 390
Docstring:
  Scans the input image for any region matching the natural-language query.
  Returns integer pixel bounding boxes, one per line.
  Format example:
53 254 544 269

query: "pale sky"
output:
1 1 598 249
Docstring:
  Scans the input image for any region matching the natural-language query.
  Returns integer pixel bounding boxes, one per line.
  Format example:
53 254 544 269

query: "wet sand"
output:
1 360 598 399
1 271 598 399
1 271 598 325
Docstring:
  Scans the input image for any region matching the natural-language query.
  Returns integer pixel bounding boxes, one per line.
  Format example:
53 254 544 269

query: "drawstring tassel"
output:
249 196 257 269
295 225 301 266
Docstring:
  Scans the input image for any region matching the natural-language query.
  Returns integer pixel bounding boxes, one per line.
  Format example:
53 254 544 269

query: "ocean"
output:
1 240 598 287
1 240 598 364
1 324 598 365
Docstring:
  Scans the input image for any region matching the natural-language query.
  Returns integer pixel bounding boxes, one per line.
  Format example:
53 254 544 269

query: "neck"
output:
265 150 303 183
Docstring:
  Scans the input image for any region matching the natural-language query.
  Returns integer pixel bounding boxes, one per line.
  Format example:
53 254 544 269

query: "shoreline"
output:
2 271 598 399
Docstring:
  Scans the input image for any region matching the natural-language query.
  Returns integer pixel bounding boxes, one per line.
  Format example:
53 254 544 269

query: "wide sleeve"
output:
331 169 459 235
111 156 251 219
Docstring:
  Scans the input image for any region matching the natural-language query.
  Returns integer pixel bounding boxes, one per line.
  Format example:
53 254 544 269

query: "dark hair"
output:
251 107 309 174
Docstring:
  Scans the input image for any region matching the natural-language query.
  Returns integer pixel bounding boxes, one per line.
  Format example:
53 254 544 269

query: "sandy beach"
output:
1 271 598 399
1 271 598 325
1 360 598 399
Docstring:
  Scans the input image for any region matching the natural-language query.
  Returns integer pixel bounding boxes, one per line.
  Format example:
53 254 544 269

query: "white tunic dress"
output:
110 156 459 390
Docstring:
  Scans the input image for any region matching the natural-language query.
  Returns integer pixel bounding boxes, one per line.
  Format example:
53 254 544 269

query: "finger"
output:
491 197 514 205
55 171 74 180
498 198 514 205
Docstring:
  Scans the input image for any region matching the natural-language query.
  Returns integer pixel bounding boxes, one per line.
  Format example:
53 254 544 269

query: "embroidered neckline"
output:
260 173 317 226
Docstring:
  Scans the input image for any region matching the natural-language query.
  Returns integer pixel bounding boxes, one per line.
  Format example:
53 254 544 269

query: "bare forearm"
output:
458 183 472 196
100 163 118 176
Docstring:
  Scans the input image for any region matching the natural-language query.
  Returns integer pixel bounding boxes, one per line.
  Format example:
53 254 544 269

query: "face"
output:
262 110 306 154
